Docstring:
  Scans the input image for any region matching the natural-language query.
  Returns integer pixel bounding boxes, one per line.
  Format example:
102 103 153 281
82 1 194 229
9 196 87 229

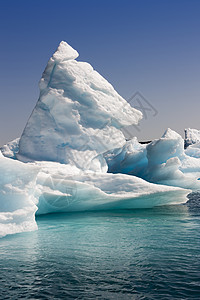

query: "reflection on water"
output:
0 197 200 299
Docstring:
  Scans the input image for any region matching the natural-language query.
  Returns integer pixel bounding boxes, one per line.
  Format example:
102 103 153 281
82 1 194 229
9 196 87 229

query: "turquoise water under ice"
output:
0 194 200 299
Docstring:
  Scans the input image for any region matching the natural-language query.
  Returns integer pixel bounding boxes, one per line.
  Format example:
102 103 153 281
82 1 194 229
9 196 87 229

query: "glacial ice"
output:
0 152 38 238
17 41 142 171
104 128 200 189
104 137 148 178
184 128 200 159
185 143 200 159
145 129 200 189
0 151 189 237
0 138 20 159
35 164 189 214
184 128 200 148
0 41 198 238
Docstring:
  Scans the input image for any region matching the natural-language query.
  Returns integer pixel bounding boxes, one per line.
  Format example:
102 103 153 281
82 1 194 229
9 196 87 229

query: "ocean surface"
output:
0 193 200 300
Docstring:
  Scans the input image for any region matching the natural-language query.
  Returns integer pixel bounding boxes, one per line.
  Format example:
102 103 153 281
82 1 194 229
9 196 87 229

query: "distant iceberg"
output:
1 41 199 238
184 128 200 148
184 128 200 159
0 138 19 159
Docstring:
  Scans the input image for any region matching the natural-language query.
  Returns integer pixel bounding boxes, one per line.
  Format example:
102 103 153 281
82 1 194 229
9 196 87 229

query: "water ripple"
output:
0 202 200 299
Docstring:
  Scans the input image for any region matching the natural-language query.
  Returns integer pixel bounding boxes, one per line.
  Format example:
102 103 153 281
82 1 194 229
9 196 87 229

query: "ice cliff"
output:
1 41 199 238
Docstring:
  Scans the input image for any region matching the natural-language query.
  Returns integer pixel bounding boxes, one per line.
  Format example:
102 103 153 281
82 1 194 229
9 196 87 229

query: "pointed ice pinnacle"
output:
17 41 142 169
52 41 79 62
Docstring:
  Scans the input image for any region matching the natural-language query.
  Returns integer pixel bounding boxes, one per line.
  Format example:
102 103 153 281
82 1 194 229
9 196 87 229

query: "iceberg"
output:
184 128 200 148
0 151 38 238
17 41 142 171
0 41 195 238
185 143 200 159
0 149 189 238
105 128 200 189
145 129 200 189
184 128 200 159
35 163 189 214
0 137 20 159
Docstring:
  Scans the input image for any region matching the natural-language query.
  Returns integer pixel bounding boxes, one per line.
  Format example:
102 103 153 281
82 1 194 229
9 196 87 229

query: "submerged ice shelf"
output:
0 41 199 238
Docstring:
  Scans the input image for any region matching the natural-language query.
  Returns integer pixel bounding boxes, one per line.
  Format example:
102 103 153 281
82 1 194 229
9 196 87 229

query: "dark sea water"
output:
0 193 200 300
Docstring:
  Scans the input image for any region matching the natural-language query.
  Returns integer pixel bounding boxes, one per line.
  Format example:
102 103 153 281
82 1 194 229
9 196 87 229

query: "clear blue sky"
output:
0 0 200 145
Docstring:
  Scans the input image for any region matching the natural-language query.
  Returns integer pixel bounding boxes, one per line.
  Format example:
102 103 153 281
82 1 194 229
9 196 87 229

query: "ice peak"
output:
162 128 181 139
18 41 142 166
52 41 79 62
